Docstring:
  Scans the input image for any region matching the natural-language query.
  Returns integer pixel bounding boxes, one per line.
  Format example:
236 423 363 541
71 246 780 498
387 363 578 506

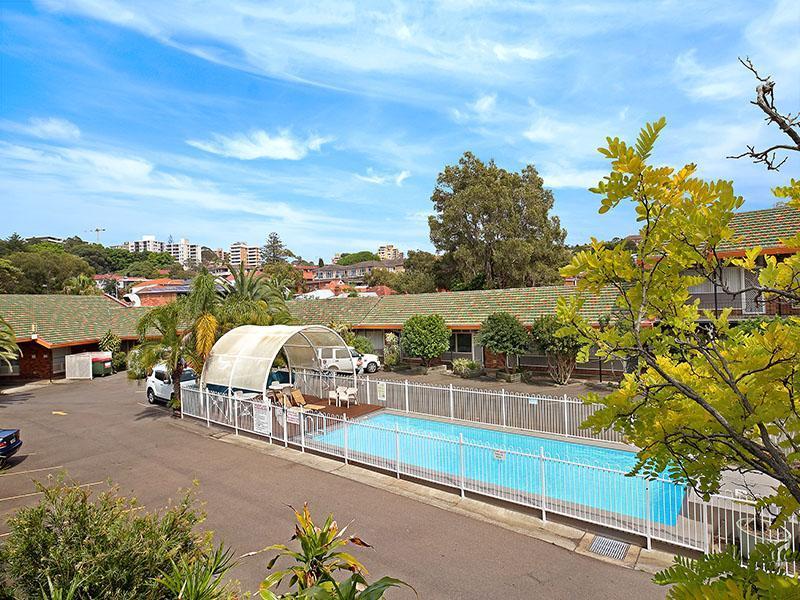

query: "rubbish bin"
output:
91 357 113 377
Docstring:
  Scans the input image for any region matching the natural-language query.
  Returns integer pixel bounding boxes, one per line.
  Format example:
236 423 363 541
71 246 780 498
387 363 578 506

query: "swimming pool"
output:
312 411 685 526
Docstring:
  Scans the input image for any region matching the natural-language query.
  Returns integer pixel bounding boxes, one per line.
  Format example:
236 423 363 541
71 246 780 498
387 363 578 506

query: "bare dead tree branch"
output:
727 57 800 170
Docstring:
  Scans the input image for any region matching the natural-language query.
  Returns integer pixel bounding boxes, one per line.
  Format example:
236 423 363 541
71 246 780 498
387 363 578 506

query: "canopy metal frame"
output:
200 324 355 399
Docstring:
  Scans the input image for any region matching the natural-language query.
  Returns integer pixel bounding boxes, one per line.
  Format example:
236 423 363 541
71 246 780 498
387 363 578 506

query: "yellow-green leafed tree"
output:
558 113 800 524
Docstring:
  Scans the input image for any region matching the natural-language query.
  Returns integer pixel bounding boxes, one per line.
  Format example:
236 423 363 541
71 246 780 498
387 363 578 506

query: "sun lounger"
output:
291 389 326 412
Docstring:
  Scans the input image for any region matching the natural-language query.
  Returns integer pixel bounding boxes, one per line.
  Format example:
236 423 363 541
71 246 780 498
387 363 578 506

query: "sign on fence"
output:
286 409 300 424
253 404 272 435
376 381 387 402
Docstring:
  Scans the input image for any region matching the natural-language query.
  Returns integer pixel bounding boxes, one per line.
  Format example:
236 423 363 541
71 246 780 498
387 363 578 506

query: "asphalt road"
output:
0 374 665 599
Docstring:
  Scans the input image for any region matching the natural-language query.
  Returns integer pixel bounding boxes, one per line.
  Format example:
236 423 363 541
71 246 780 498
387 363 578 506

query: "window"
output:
449 332 472 353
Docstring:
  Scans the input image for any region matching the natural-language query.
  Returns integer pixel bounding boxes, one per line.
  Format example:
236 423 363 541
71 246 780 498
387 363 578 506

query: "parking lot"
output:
0 374 664 598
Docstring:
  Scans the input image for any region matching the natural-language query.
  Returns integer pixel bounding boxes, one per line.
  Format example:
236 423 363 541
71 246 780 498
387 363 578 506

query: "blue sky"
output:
1 1 798 262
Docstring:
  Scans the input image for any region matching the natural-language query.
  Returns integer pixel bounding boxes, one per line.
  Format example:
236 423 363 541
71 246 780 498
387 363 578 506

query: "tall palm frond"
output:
0 316 20 367
185 269 219 363
221 263 268 301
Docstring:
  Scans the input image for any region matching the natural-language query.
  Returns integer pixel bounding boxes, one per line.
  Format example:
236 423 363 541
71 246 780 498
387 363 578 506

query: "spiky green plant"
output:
0 316 20 368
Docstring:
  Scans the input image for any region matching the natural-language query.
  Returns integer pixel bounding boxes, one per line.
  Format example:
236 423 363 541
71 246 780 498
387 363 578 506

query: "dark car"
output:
0 428 22 467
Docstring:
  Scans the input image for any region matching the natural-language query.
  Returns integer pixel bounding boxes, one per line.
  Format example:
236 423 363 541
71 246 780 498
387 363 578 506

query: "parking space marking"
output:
0 481 104 502
0 465 63 478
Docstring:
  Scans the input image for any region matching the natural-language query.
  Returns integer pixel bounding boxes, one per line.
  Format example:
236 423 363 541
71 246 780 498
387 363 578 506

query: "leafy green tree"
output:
653 543 800 599
400 314 450 367
429 152 569 289
6 251 93 294
0 478 218 599
558 118 800 519
0 316 20 368
529 315 583 384
476 312 529 373
262 232 294 265
0 258 23 293
62 274 100 295
351 335 373 355
123 260 158 278
261 261 304 295
147 252 178 269
0 233 28 257
336 251 379 266
259 504 412 600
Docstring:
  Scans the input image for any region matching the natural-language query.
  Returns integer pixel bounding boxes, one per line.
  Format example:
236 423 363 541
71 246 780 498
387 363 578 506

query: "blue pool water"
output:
314 412 685 526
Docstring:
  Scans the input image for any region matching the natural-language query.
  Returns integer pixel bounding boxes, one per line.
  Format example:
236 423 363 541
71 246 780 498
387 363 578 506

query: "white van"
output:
316 347 360 373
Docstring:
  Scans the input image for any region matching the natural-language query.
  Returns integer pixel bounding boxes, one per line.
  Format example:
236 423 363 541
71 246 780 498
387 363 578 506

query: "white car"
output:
352 348 381 374
316 347 381 374
145 364 197 404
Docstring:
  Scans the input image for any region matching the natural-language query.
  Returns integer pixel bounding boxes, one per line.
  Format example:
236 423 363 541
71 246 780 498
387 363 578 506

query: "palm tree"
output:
219 264 292 331
63 274 100 295
183 269 219 370
133 302 188 408
0 316 20 368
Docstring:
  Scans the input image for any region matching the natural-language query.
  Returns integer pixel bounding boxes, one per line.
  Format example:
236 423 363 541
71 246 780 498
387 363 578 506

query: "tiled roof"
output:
0 295 151 347
719 204 800 254
288 285 617 328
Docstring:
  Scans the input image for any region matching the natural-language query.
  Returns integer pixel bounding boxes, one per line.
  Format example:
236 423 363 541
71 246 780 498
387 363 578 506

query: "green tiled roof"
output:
720 204 800 253
288 286 617 328
0 295 151 346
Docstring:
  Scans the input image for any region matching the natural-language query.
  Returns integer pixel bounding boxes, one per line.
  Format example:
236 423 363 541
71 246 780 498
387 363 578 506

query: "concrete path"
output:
0 374 665 598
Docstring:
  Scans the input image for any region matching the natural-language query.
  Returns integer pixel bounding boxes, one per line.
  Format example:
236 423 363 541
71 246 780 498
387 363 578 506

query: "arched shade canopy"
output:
200 324 351 395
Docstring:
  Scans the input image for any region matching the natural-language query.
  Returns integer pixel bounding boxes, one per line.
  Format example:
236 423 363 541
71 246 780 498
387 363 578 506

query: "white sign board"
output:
253 404 272 436
376 381 387 403
286 409 300 425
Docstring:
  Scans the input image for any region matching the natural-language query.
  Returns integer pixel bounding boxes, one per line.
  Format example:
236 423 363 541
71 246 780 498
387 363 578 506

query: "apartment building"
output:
229 242 262 269
119 235 201 267
308 258 405 289
164 238 201 267
377 244 403 261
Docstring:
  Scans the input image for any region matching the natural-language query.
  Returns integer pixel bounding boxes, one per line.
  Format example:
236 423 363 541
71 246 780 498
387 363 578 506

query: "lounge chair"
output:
291 389 326 412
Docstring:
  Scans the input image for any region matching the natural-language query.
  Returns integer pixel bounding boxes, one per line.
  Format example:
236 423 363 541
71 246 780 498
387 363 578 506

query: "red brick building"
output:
0 295 150 380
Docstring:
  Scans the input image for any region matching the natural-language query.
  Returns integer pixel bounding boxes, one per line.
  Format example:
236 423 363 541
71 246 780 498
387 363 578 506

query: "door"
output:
154 369 172 398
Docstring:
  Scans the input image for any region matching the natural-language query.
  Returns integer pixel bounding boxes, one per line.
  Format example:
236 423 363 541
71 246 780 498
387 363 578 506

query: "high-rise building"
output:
120 235 201 267
125 235 164 253
229 242 262 269
377 244 403 261
164 238 201 267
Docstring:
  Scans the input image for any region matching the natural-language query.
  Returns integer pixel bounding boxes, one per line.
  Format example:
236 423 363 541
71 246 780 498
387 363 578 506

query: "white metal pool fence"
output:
292 369 626 444
181 385 800 572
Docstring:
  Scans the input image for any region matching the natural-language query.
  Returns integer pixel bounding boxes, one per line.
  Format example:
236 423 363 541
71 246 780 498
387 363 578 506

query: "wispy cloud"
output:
2 116 81 141
355 167 411 186
672 50 749 101
187 129 331 160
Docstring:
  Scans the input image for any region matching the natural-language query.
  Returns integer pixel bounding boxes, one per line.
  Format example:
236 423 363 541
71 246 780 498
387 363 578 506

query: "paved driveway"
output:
0 375 665 599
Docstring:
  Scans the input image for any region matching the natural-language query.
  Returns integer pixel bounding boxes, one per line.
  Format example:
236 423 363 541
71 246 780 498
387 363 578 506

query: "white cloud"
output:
672 50 750 101
492 42 548 62
355 167 411 186
2 117 82 141
186 129 331 160
452 93 498 123
537 162 608 189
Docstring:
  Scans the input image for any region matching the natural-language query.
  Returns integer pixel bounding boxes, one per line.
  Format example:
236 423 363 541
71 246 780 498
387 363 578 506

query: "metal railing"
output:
180 385 799 571
293 369 626 444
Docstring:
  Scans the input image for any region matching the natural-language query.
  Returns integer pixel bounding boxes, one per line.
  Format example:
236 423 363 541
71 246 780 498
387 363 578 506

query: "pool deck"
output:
300 393 384 419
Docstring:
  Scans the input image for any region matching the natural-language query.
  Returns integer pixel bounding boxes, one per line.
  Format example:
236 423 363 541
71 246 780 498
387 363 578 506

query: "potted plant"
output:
735 512 792 560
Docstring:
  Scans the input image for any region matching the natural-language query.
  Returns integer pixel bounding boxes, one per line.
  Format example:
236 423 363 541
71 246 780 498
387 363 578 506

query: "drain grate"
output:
588 536 630 561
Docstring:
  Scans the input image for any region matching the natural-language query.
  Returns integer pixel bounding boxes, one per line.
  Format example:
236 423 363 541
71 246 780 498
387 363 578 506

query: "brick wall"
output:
139 292 177 306
17 341 53 379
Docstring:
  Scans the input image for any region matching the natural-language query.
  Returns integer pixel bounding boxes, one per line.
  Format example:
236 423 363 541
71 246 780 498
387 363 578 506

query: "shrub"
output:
112 350 127 372
400 314 450 367
260 504 412 599
351 335 373 355
529 315 583 385
452 358 480 377
98 329 121 354
0 477 217 599
476 312 529 373
383 333 400 367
